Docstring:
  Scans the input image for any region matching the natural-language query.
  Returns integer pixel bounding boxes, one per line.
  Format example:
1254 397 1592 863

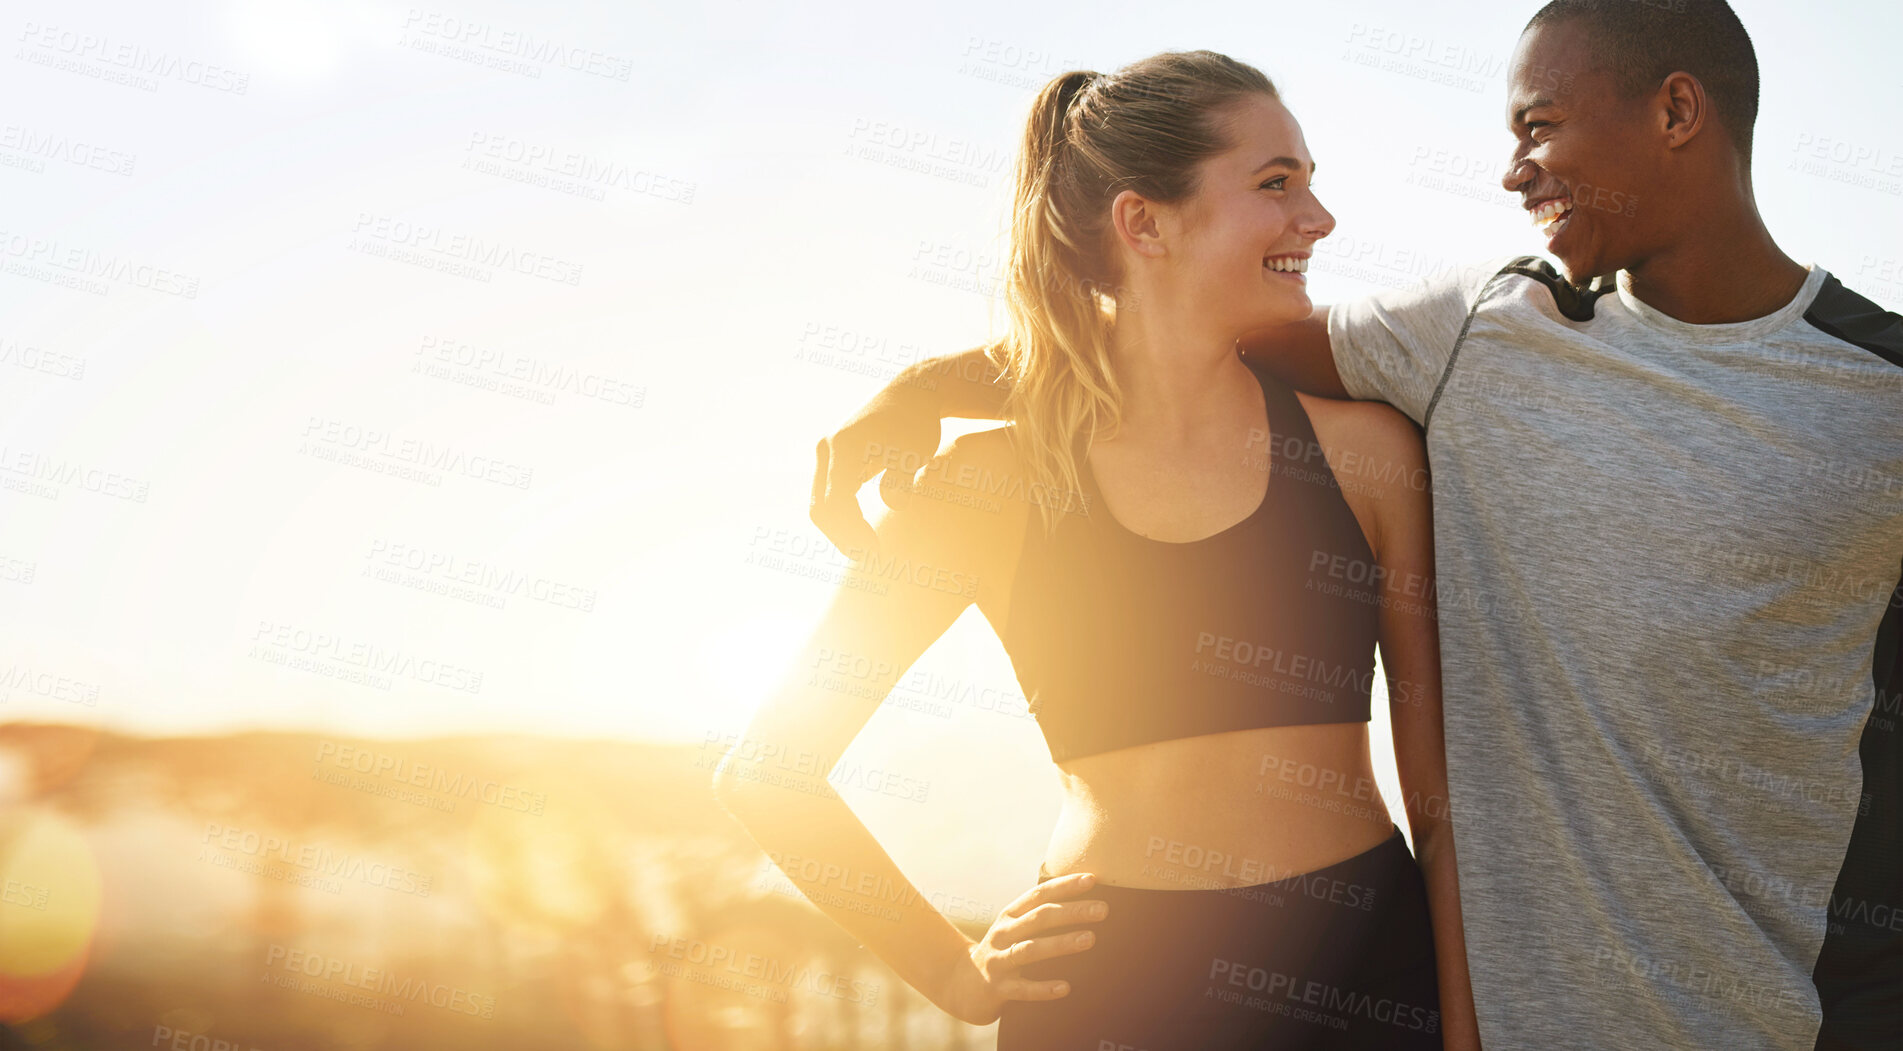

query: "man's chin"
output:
1551 251 1610 286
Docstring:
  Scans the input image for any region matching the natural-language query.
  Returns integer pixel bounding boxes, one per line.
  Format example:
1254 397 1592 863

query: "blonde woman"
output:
716 50 1476 1049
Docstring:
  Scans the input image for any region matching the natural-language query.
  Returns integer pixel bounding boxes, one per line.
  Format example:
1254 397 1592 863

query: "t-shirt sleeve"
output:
1327 256 1517 424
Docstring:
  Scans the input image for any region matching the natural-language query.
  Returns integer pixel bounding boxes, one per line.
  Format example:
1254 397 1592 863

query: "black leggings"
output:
995 826 1443 1050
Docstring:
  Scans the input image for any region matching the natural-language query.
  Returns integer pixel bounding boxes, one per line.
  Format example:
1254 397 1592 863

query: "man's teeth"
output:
1532 199 1573 228
1265 256 1308 273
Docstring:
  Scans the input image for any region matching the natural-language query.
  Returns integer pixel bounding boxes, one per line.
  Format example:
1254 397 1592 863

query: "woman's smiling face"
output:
1151 93 1337 334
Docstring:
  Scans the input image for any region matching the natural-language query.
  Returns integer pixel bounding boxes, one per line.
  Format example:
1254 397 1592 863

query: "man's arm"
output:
913 345 1011 420
812 317 1347 555
1237 306 1350 399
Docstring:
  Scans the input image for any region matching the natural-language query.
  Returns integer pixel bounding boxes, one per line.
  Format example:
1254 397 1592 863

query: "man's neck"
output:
1620 192 1810 325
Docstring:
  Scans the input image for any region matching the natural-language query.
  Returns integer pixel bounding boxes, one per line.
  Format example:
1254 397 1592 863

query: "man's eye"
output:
1259 175 1288 191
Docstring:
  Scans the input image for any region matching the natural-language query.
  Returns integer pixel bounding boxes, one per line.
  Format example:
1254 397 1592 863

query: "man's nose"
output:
1501 157 1535 193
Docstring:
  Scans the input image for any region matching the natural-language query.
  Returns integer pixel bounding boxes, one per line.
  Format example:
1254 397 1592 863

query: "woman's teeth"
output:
1532 199 1573 229
1265 256 1308 273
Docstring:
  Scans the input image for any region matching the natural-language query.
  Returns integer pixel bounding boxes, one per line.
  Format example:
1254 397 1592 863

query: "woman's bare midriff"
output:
1039 721 1397 889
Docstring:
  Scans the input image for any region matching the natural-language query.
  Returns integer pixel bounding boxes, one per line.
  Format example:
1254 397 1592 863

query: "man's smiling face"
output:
1501 18 1662 282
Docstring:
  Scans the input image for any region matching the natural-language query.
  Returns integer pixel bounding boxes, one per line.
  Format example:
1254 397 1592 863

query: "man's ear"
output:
1657 70 1707 149
1109 188 1167 259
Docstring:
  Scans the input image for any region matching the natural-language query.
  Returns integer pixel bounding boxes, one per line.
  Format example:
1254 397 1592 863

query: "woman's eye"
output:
1259 175 1287 191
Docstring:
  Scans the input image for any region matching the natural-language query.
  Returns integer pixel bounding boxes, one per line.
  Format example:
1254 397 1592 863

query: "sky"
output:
1 0 1899 889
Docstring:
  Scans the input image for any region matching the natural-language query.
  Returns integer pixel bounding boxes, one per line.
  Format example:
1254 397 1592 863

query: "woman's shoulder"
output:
890 425 1039 618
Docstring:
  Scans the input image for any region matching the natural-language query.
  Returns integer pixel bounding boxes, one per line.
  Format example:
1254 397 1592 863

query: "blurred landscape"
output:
2 1 1895 1049
0 723 993 1051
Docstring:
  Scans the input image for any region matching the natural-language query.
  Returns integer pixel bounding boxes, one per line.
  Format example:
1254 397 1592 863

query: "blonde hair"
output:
987 50 1279 533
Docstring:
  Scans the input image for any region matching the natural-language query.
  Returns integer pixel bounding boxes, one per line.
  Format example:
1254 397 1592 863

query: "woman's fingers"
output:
996 926 1099 970
999 871 1096 918
988 975 1075 1002
969 872 1108 1004
998 899 1108 943
809 436 879 559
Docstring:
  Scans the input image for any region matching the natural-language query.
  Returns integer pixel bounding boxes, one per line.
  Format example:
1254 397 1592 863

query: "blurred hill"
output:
0 723 991 1051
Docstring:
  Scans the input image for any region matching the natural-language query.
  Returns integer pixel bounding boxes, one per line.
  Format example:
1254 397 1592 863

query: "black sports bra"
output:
999 356 1380 764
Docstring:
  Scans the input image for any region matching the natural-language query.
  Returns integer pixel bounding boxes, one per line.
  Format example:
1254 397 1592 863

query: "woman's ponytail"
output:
993 52 1278 534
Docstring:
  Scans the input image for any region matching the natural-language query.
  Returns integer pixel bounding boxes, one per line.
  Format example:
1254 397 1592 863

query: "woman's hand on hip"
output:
936 872 1109 1025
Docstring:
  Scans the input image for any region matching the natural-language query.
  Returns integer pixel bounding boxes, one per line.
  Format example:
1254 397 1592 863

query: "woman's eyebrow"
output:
1251 157 1316 175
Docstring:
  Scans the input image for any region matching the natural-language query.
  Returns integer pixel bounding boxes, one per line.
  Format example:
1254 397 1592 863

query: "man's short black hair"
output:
1525 0 1760 158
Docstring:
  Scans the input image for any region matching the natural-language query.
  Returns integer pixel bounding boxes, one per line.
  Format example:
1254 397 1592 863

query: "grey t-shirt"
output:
1329 257 1903 1049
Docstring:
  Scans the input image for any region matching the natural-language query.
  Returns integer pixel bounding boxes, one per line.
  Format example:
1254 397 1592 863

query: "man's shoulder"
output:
1333 254 1530 322
1426 254 1532 302
1803 269 1903 370
1466 254 1618 323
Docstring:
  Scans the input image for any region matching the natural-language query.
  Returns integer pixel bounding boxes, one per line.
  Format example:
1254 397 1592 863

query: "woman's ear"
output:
1109 188 1168 259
